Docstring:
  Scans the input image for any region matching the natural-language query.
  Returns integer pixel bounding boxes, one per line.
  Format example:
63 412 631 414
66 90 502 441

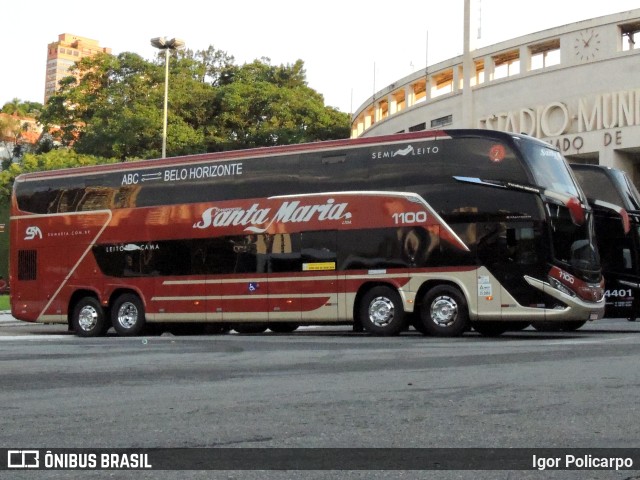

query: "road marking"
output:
0 335 72 341
545 335 638 346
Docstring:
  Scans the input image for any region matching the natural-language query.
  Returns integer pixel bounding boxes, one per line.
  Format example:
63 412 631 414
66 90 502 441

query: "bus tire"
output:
203 323 231 335
358 286 406 336
410 314 429 335
472 321 509 337
505 321 530 331
72 297 107 337
111 293 146 336
559 320 586 331
268 323 299 333
531 321 562 332
233 323 268 334
419 285 469 337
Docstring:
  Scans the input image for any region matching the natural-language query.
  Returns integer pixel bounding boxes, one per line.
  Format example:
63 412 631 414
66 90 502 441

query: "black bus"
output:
571 163 640 320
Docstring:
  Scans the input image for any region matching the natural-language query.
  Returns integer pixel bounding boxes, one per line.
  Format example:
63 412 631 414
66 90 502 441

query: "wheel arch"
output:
108 287 144 307
414 279 469 312
353 281 402 323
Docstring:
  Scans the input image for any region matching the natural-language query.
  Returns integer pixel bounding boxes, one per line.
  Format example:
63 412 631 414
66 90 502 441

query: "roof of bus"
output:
15 129 550 182
570 163 620 174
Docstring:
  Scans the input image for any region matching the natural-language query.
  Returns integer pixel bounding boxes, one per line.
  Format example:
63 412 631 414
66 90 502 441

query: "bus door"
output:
268 233 303 322
475 221 503 320
476 220 546 318
217 234 269 323
267 231 340 323
299 231 339 322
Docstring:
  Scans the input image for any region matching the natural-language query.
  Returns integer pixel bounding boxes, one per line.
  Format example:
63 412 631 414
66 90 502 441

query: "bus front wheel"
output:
358 286 406 336
72 297 107 337
233 323 268 334
419 285 469 337
111 293 146 336
472 321 509 337
532 320 586 332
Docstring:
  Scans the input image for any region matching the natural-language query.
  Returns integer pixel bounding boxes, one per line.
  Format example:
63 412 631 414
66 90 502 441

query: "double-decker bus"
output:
9 129 604 337
570 163 640 320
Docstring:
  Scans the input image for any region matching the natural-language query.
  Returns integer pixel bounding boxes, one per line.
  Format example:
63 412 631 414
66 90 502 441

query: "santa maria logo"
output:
193 198 352 233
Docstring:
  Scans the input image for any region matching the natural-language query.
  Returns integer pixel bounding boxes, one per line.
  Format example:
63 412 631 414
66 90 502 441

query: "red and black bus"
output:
10 129 604 337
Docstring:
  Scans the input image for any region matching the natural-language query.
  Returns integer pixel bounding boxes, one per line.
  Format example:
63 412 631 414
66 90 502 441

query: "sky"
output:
2 1 640 114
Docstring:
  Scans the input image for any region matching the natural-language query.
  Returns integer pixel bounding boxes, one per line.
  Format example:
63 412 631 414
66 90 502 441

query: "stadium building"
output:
351 7 640 182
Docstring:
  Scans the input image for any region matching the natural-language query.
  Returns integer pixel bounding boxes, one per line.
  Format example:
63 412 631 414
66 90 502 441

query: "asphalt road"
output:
1 315 640 480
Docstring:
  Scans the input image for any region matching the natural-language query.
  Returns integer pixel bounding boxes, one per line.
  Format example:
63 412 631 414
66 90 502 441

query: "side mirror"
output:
566 196 585 226
590 199 631 235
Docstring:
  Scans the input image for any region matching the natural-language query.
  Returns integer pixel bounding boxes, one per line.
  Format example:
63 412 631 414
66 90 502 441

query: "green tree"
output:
2 98 27 117
0 149 115 197
38 48 350 159
40 52 170 159
1 99 42 117
0 115 26 165
191 46 236 85
208 59 349 150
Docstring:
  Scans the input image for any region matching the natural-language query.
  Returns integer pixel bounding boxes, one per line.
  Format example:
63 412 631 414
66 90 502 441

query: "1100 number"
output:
392 212 427 225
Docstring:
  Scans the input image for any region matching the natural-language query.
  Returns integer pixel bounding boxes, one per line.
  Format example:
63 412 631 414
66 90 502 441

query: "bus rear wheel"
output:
358 286 406 336
418 285 469 337
268 323 299 333
72 297 107 337
111 293 145 336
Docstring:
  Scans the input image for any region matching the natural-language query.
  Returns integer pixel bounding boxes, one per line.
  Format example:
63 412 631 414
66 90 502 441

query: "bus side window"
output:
269 233 302 273
231 235 260 274
301 231 336 269
505 225 539 265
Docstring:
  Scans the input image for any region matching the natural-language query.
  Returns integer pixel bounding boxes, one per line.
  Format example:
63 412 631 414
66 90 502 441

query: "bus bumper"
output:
525 275 605 321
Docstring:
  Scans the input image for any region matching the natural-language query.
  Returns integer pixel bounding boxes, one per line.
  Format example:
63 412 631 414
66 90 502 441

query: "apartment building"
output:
44 33 111 103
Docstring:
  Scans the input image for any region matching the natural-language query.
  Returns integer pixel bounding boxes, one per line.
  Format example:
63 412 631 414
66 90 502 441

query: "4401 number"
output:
605 289 633 298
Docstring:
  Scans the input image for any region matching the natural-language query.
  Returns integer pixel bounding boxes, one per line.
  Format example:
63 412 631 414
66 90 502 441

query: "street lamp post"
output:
150 37 185 158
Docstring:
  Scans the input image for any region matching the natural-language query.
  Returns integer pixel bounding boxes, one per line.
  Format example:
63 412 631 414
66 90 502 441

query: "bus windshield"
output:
518 139 600 281
546 201 600 281
519 141 581 198
611 168 640 211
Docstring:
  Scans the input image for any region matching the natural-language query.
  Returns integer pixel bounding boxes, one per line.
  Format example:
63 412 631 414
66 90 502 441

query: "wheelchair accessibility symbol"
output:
248 282 260 292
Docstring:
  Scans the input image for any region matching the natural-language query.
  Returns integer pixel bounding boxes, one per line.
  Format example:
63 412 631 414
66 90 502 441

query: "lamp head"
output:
150 37 185 50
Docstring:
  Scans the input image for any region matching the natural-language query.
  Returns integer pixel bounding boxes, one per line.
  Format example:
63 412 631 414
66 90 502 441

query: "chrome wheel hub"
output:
430 296 458 327
78 306 98 331
116 302 139 329
368 297 395 327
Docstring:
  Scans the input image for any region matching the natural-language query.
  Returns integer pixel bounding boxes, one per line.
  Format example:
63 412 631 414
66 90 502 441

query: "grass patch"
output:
0 295 9 311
